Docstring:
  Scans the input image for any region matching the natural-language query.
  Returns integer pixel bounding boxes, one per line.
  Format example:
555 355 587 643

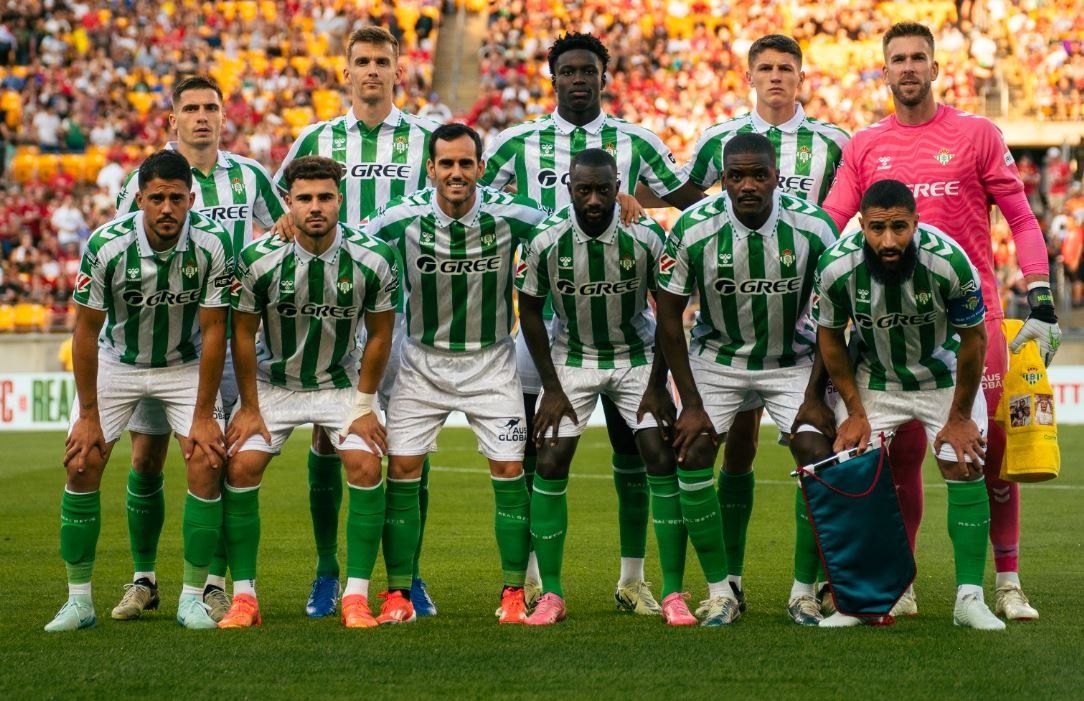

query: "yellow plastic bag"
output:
994 319 1060 482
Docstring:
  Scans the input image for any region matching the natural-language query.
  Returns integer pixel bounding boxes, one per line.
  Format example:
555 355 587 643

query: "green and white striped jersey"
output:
364 186 547 352
231 224 400 391
516 205 666 369
814 224 985 391
116 143 284 256
658 191 838 369
276 107 439 225
73 210 233 367
684 105 849 204
481 111 685 213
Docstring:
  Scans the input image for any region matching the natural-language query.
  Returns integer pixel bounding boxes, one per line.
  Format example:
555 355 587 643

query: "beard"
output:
864 240 918 285
890 79 932 108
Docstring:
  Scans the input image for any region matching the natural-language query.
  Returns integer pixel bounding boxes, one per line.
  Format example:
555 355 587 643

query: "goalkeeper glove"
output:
1008 284 1062 366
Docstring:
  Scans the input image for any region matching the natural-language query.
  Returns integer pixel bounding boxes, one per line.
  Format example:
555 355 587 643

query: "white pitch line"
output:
428 465 1082 490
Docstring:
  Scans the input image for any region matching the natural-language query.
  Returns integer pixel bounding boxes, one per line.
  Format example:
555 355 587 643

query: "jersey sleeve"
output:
232 243 271 314
821 139 864 231
683 129 723 190
657 217 695 296
480 132 519 190
114 169 139 215
361 239 401 314
943 249 986 328
641 218 668 291
273 124 322 192
200 225 234 308
634 129 686 198
250 163 286 228
72 237 110 310
515 234 550 299
813 255 850 329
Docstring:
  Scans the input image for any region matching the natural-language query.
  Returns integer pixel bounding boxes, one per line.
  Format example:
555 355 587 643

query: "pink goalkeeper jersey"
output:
823 104 1048 320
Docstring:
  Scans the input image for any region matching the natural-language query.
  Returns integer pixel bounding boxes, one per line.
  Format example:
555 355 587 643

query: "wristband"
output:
350 391 377 418
1025 285 1057 323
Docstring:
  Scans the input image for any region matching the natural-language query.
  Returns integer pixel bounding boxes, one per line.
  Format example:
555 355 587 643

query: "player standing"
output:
822 22 1059 620
655 133 838 626
217 156 399 628
811 179 1004 631
45 150 233 631
364 124 548 623
482 32 702 612
111 75 284 623
681 34 850 622
274 26 440 618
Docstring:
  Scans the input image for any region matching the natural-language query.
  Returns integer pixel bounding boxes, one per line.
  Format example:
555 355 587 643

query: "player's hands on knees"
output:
270 214 299 242
534 389 577 447
832 414 871 454
670 405 717 464
616 193 645 226
934 416 986 469
64 415 107 473
186 415 227 469
637 384 677 441
343 413 387 456
226 405 270 456
792 396 836 441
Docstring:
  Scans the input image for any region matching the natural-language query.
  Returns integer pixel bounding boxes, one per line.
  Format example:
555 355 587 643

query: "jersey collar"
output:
431 188 482 228
134 210 192 257
165 141 232 172
724 191 781 240
293 225 344 264
552 109 606 136
571 204 620 244
750 103 806 135
346 106 403 132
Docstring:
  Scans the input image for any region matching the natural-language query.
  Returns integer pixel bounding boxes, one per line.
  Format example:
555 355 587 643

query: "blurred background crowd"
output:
0 0 1082 332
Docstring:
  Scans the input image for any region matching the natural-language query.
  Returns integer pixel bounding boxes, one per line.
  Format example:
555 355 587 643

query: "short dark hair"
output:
281 156 345 191
859 179 917 213
171 75 223 106
723 132 776 166
882 22 935 56
429 123 482 161
569 148 617 179
547 32 609 76
748 34 802 68
347 26 399 59
139 149 192 190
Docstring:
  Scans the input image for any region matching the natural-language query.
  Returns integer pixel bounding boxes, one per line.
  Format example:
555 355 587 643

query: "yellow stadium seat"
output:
290 56 312 76
127 91 156 116
12 303 44 333
0 305 14 333
35 154 60 180
11 152 36 183
312 89 342 121
60 154 86 181
238 1 258 21
259 1 277 21
284 106 316 136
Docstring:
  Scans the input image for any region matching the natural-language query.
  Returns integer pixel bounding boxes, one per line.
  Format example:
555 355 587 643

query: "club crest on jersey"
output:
127 267 140 280
877 156 892 171
603 143 617 157
797 146 812 165
337 276 353 294
481 232 497 247
394 136 408 154
559 256 573 269
540 143 555 157
934 148 954 166
183 262 198 279
231 177 244 194
916 291 931 306
779 249 795 267
620 256 634 271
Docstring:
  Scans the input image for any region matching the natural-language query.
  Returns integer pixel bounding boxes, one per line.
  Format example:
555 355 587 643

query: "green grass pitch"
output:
2 426 1082 699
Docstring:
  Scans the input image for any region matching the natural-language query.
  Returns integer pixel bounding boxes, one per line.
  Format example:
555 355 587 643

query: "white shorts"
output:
128 348 238 435
69 356 222 444
833 385 988 463
387 338 525 460
690 355 810 436
541 364 658 438
235 381 379 455
515 330 543 396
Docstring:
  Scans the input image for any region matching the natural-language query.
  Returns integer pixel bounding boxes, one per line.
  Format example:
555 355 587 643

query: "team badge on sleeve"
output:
659 253 677 274
515 260 529 279
75 272 92 294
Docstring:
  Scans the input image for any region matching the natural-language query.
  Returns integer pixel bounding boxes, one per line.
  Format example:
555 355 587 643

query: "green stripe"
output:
270 256 296 386
329 254 353 389
712 228 743 366
120 246 143 365
586 239 613 369
149 252 172 367
557 235 582 366
447 221 469 350
418 216 440 346
885 282 918 390
174 247 201 363
388 120 412 205
478 212 500 346
299 258 326 389
745 234 769 370
776 222 799 364
539 127 557 212
617 231 646 366
330 122 348 219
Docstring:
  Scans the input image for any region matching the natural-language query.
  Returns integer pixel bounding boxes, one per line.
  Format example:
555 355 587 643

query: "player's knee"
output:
343 451 382 488
681 438 720 471
634 429 675 476
534 442 573 480
789 431 834 467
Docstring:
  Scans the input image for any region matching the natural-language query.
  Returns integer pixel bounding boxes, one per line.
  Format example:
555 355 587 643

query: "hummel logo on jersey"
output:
334 137 346 148
75 272 92 294
276 302 359 319
337 277 353 294
127 267 140 280
779 249 795 267
123 289 201 307
857 288 870 301
417 255 501 275
540 143 555 156
421 230 435 244
559 256 573 269
281 279 295 293
935 148 954 166
556 279 641 296
877 156 892 171
620 256 634 271
714 277 802 295
497 417 527 442
718 252 732 264
183 263 198 279
916 291 931 306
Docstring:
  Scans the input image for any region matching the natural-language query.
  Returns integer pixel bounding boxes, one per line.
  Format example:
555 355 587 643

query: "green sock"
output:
523 454 537 494
793 486 821 584
613 452 648 559
647 473 687 598
676 467 727 584
59 490 101 585
125 469 164 574
346 482 385 580
383 478 420 590
307 451 342 578
182 492 222 589
207 530 228 580
529 475 568 597
492 474 530 587
412 457 431 580
223 485 260 582
718 470 754 577
947 479 991 587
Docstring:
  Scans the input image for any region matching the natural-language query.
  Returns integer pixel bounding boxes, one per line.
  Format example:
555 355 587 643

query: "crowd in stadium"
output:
1 0 1083 330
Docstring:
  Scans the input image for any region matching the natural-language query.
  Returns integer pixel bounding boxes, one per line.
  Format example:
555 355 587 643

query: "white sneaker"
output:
890 588 918 617
786 594 823 626
44 596 96 632
176 594 218 630
953 594 1006 631
614 580 662 615
994 583 1039 621
819 611 863 628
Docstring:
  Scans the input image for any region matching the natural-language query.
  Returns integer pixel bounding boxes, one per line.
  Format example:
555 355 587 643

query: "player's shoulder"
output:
379 188 435 218
673 192 729 237
87 211 140 251
915 223 972 263
604 113 664 142
398 110 442 133
847 115 895 145
626 214 668 244
696 114 754 143
492 115 553 144
292 115 348 145
238 233 288 267
221 150 273 177
480 185 545 216
803 116 851 143
778 192 837 230
188 209 231 242
527 207 575 247
342 223 398 261
819 229 864 264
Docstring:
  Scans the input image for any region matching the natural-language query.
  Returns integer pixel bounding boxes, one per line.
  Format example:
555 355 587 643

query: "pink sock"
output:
983 422 1019 572
889 420 926 551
